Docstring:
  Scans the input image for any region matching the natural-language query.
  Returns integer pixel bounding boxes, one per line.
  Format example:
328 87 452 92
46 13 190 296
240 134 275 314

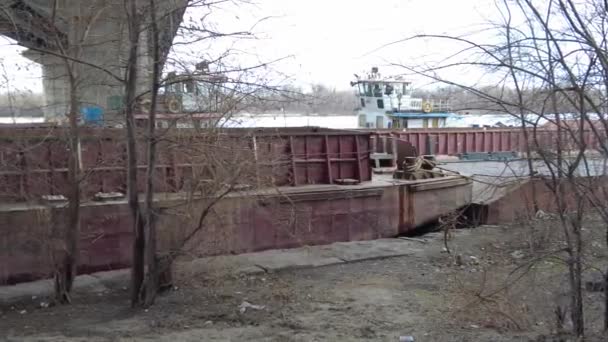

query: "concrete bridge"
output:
0 0 187 121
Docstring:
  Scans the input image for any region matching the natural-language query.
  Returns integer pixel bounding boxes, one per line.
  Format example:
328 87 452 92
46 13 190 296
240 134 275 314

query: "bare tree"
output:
1 0 287 308
388 0 608 337
124 0 290 307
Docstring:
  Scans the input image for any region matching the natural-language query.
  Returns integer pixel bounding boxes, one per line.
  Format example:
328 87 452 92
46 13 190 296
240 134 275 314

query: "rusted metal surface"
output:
0 127 371 202
369 138 417 176
366 128 607 155
395 156 445 181
395 139 417 167
0 176 472 284
451 173 608 226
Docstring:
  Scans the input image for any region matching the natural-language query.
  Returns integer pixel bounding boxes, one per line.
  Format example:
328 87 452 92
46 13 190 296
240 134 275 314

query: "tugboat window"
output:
373 84 382 97
377 99 384 109
365 83 373 97
358 84 366 96
185 81 195 93
385 84 394 95
360 98 365 107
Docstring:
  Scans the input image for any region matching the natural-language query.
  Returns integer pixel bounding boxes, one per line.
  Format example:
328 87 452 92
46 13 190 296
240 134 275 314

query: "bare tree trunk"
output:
570 211 585 337
54 72 80 304
143 0 161 307
519 114 540 216
125 0 146 307
605 235 608 331
603 212 608 331
52 0 80 302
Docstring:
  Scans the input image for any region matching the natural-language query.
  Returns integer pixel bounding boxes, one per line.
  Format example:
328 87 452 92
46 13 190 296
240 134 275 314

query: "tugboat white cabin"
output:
352 67 453 129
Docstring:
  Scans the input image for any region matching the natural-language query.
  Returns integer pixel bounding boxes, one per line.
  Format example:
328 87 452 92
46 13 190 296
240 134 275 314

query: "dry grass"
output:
450 268 534 332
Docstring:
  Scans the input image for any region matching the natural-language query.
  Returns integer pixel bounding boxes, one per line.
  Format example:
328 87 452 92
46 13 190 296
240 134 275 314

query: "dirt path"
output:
1 223 607 341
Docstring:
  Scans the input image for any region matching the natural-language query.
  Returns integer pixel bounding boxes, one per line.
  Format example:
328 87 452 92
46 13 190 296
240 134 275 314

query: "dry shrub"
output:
450 269 534 331
514 215 561 253
446 219 571 335
172 256 238 290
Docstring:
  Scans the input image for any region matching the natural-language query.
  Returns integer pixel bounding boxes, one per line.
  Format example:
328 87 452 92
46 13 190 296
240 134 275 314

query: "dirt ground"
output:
1 219 608 341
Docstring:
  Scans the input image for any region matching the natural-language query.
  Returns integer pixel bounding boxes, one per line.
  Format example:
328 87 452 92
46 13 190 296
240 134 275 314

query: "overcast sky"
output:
243 0 496 89
0 0 497 93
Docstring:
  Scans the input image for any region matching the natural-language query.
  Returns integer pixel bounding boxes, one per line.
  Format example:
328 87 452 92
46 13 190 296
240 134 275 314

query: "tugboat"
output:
103 61 227 128
351 67 453 129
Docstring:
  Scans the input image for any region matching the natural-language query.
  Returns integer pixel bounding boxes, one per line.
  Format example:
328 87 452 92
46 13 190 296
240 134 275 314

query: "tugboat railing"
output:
395 99 451 112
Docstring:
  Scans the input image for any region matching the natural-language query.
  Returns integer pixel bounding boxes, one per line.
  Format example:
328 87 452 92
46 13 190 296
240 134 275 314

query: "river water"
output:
1 113 535 129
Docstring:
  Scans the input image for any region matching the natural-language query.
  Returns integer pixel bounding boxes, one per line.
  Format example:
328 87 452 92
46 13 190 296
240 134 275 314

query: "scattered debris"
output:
535 210 553 220
478 225 500 229
510 250 525 259
19 310 27 315
585 281 605 292
399 335 415 342
454 254 463 266
399 237 428 244
334 178 360 185
238 301 266 314
93 192 125 201
39 302 50 309
357 326 376 338
229 183 253 191
40 194 67 203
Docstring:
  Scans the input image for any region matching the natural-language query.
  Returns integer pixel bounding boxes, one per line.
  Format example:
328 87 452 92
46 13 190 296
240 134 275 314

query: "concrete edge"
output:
0 238 428 306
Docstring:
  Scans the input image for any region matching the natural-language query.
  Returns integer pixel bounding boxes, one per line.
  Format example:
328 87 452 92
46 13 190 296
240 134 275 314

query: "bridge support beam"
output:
4 0 186 123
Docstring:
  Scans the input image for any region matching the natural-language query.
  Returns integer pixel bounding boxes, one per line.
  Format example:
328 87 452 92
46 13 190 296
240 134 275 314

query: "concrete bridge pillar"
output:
10 0 186 123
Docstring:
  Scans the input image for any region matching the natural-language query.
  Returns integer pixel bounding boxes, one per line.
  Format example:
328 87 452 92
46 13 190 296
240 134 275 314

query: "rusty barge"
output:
0 126 472 284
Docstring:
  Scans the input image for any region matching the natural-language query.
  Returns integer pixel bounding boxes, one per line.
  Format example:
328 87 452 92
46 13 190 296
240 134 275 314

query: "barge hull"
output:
0 176 472 284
